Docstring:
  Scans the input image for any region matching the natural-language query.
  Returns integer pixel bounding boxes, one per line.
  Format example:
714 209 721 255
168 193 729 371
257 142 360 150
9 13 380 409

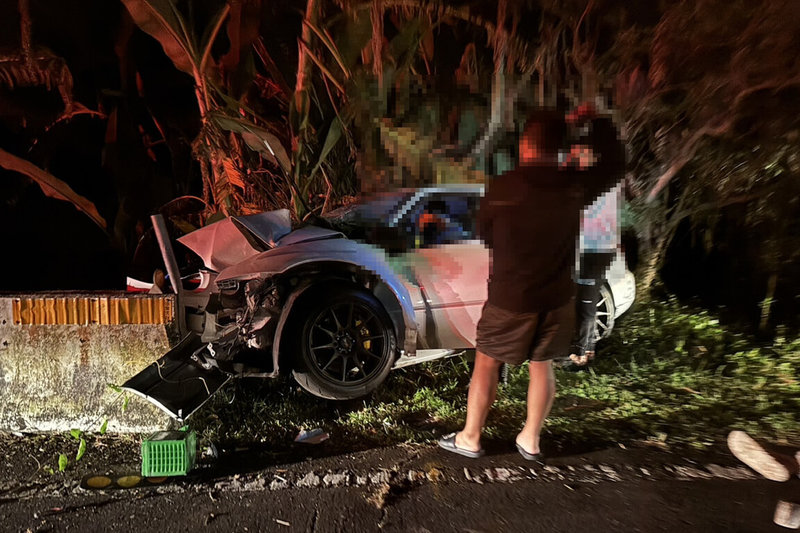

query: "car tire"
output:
291 286 397 400
594 284 616 341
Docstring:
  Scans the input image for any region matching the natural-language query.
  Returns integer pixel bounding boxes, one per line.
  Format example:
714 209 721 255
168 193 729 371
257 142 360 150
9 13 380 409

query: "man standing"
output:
438 108 624 460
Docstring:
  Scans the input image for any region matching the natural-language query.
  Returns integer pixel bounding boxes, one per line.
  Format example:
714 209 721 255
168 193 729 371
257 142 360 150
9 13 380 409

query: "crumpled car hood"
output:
178 209 345 272
178 209 346 273
215 237 364 282
178 217 261 273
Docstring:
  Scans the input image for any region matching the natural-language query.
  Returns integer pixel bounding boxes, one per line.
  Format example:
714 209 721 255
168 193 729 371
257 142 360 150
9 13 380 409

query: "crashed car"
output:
124 184 635 420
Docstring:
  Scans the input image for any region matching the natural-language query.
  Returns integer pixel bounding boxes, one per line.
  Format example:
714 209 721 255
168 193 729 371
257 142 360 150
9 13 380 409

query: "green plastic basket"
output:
141 429 196 477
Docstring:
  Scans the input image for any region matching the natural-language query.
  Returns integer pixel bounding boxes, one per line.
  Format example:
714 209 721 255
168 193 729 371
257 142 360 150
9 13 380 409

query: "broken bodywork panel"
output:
122 334 230 420
123 211 418 419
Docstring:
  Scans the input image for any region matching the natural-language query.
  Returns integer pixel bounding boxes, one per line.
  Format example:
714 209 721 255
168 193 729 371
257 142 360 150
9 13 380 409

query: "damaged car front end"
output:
123 210 418 420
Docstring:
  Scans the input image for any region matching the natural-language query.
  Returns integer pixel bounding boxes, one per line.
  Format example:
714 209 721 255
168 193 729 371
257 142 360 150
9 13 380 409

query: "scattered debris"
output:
243 477 266 491
598 464 621 481
275 519 291 527
493 468 512 482
369 470 391 485
203 443 219 459
407 470 425 483
425 467 443 482
322 472 349 487
296 472 321 488
673 466 713 480
367 483 391 509
705 464 757 480
269 478 289 491
295 428 329 445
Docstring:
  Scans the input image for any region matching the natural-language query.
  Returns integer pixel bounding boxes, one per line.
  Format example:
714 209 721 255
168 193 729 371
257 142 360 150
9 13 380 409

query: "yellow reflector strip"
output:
12 295 174 325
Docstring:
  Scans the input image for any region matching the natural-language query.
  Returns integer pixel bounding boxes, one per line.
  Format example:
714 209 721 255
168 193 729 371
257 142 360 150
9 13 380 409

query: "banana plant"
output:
120 0 290 217
0 0 107 230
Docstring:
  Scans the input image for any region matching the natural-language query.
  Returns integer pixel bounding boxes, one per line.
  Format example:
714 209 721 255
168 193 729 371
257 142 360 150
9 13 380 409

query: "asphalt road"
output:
1 440 796 532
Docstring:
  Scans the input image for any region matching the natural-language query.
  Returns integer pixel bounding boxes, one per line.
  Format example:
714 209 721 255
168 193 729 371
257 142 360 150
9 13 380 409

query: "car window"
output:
357 190 416 221
401 192 481 248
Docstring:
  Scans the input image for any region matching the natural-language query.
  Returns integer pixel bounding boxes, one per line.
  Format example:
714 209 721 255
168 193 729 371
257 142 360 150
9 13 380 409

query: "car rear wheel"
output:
292 286 396 400
594 284 616 341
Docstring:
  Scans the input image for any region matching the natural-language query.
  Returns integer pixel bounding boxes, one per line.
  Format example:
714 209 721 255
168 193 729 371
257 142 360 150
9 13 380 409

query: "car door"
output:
401 192 488 349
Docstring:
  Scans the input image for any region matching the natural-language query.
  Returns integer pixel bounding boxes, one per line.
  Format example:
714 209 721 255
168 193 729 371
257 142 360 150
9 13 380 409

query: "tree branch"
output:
645 118 734 202
645 74 800 202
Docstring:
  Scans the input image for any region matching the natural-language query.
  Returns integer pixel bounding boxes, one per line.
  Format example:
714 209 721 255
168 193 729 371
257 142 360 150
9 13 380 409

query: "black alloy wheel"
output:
293 286 396 400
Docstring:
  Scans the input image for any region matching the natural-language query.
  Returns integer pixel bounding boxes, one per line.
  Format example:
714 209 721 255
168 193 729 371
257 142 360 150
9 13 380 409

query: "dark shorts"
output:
475 300 575 364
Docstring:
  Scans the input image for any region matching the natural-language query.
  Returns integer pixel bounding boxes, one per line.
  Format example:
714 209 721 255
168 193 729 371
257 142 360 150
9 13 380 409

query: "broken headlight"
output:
216 279 240 291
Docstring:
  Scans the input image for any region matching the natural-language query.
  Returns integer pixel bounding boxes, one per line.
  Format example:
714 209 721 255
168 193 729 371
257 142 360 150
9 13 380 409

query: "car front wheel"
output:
292 286 397 400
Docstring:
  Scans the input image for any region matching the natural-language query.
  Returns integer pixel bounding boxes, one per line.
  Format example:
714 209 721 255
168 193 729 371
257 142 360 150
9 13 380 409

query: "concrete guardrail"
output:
0 293 178 433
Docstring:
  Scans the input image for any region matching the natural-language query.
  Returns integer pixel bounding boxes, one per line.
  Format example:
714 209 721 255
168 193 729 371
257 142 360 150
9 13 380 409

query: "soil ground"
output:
1 433 797 532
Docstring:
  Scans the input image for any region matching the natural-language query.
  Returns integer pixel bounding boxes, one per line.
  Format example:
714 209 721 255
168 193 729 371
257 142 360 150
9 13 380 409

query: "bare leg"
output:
516 360 555 454
456 351 503 452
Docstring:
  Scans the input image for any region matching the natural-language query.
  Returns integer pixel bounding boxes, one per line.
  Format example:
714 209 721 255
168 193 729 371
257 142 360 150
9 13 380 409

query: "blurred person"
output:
438 108 624 461
728 430 800 529
564 107 624 366
418 200 450 247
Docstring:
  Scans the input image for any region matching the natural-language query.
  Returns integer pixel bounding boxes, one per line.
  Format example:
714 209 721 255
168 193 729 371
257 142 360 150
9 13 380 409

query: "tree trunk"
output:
636 230 669 302
759 273 778 333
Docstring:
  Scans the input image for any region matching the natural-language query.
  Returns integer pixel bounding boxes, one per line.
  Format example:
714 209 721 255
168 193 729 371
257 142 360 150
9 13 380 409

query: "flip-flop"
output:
568 353 590 367
727 430 792 481
437 433 485 459
515 442 545 464
774 501 800 529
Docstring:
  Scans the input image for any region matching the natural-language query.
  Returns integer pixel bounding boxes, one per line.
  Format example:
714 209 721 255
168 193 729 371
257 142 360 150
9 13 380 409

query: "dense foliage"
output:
1 0 798 325
191 298 800 453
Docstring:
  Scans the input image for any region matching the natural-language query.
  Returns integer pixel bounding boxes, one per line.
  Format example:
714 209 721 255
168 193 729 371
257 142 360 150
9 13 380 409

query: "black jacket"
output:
478 123 624 313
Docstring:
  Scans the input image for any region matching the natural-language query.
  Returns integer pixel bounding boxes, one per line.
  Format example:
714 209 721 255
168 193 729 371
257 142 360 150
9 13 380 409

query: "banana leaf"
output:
120 0 229 76
303 116 345 194
210 113 291 173
0 148 107 230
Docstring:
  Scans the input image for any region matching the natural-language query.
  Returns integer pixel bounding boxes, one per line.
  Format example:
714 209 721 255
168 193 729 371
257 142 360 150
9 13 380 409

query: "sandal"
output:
515 441 545 464
437 432 485 459
568 353 590 367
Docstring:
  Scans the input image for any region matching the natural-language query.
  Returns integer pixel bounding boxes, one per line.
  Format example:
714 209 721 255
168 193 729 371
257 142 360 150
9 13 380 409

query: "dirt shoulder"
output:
1 432 797 532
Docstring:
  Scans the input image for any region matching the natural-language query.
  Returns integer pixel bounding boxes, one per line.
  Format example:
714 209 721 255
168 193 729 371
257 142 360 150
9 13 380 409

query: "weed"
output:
190 298 799 454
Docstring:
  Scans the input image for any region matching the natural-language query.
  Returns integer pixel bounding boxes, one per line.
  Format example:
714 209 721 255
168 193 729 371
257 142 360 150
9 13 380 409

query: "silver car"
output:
124 185 635 420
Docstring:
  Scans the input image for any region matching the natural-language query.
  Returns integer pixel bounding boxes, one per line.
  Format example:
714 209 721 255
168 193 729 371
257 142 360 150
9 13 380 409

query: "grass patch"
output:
191 297 800 455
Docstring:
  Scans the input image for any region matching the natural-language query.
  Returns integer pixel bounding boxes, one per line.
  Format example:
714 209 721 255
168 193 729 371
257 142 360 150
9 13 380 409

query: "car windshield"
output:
356 190 416 222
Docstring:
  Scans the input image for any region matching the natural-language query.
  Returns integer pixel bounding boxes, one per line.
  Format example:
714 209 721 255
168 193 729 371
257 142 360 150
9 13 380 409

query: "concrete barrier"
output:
0 293 178 433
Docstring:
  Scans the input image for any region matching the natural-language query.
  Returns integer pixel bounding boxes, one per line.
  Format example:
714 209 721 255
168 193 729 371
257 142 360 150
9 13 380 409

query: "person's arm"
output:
579 118 626 206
